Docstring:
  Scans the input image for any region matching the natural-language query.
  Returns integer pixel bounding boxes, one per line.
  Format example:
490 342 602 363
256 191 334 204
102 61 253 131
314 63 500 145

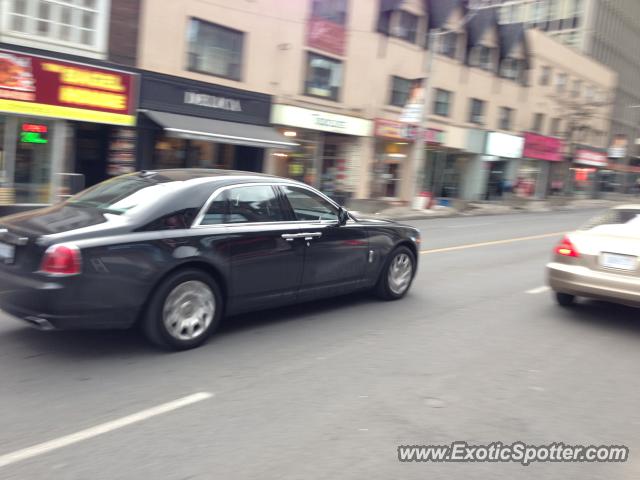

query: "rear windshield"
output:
581 209 640 230
66 175 180 214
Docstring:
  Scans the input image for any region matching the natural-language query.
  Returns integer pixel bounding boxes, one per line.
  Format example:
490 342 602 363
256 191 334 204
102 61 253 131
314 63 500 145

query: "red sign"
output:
374 118 444 144
574 148 607 167
523 132 564 162
306 17 346 56
0 49 137 125
22 123 47 133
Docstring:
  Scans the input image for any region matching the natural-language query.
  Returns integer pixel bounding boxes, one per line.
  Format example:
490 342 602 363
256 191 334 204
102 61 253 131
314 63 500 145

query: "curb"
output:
360 202 620 222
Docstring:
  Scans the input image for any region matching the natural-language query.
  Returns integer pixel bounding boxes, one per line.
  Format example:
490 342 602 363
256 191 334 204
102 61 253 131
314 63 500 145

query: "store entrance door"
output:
74 123 109 189
486 160 506 200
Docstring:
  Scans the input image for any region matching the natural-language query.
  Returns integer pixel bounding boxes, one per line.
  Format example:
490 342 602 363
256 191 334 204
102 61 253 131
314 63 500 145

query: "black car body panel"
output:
0 170 420 330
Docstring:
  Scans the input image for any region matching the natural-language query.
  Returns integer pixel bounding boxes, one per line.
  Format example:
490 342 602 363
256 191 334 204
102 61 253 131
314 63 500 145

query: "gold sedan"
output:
547 205 640 307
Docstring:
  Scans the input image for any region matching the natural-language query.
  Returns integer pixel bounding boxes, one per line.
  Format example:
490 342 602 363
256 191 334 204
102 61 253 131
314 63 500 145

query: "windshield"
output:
67 175 180 214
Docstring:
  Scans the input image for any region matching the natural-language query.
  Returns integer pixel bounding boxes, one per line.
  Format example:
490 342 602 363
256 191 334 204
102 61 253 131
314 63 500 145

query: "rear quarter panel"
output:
74 228 232 321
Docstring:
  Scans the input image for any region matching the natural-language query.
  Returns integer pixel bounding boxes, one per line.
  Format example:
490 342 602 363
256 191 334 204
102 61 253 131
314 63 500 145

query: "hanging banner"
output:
399 79 424 124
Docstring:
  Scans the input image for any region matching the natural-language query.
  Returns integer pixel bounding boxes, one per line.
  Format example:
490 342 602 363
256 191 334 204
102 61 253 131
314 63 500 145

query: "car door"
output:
197 183 306 313
278 185 369 301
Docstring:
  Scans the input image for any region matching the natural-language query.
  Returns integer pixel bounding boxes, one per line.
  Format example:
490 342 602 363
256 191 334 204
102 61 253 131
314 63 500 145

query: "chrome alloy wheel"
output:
162 280 215 341
388 252 413 295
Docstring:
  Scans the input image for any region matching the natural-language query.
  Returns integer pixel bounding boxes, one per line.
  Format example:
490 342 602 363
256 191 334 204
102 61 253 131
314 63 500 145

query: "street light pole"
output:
410 29 437 205
408 4 490 208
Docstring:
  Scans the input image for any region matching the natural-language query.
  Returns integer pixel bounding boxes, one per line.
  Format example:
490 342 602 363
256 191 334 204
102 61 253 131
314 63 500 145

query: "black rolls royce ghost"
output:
0 169 420 350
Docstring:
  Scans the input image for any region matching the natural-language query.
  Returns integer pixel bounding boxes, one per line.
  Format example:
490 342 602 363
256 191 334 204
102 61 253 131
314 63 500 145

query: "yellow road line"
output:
420 231 566 255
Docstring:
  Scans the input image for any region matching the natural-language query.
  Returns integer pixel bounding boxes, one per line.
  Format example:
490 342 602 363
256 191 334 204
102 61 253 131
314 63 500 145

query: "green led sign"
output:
20 132 48 144
20 124 49 144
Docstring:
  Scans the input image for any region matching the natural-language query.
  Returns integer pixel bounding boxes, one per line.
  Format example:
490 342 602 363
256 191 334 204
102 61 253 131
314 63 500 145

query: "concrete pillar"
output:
355 136 374 199
2 116 17 189
49 120 68 204
460 155 488 201
535 161 550 199
264 148 277 175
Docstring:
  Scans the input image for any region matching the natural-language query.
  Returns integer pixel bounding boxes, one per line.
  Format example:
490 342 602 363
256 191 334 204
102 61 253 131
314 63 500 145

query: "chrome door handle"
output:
301 232 322 240
281 233 301 241
281 232 322 242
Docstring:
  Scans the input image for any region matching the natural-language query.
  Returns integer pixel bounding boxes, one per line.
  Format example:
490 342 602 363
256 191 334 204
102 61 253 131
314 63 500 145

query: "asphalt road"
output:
2 207 640 479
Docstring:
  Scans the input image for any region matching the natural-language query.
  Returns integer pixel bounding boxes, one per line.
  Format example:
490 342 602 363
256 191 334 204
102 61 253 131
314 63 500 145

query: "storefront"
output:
0 48 137 206
370 118 445 199
270 104 372 201
521 132 564 198
572 147 608 196
463 131 523 201
137 72 296 174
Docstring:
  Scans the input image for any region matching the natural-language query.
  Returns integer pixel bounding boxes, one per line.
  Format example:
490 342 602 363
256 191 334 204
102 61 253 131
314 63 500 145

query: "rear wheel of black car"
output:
375 246 416 301
555 291 576 307
142 269 223 350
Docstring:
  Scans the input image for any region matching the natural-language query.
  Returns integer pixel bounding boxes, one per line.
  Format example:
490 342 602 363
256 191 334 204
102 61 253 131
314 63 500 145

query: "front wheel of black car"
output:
375 246 416 301
142 269 223 350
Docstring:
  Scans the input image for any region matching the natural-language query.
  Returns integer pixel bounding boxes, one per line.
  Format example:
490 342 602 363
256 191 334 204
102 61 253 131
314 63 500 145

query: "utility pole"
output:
409 29 437 204
408 2 493 207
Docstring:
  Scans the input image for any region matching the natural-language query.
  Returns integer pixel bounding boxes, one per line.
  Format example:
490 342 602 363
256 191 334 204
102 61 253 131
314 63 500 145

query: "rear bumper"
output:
0 269 137 330
547 261 640 306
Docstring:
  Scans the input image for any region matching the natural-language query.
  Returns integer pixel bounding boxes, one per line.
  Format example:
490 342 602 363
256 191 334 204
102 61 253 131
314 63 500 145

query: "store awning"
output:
143 110 298 149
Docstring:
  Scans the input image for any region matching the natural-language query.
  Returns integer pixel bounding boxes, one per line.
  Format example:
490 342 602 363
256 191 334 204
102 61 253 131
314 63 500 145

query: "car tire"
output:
142 269 223 351
375 246 416 301
555 291 576 307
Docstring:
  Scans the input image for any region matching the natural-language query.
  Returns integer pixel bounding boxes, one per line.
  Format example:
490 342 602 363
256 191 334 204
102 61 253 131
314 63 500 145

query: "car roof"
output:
136 168 277 182
127 168 308 188
612 204 640 210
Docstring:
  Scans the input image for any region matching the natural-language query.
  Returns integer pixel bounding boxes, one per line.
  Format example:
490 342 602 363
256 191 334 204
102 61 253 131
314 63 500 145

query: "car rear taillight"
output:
40 244 82 275
555 235 579 258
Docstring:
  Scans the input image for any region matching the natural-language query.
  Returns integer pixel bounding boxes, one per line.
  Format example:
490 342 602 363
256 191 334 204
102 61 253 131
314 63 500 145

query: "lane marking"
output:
420 231 565 255
0 392 213 469
526 286 550 295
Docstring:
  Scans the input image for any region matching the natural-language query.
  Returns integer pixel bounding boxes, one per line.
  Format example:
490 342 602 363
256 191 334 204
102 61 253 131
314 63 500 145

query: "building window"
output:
389 76 412 107
392 11 418 43
311 0 347 25
187 18 244 81
437 31 457 58
305 52 342 101
469 98 485 124
433 89 452 116
539 66 551 85
556 72 567 93
550 118 561 136
585 84 594 102
3 0 108 53
532 113 545 132
572 79 581 98
500 58 522 81
470 45 494 71
498 107 513 130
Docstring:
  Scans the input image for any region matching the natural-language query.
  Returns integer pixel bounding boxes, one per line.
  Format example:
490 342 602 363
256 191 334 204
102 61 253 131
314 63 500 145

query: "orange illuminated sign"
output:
0 50 137 126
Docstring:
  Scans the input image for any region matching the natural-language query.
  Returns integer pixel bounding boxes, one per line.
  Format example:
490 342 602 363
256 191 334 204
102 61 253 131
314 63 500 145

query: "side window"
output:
201 190 229 225
227 185 285 223
281 186 339 222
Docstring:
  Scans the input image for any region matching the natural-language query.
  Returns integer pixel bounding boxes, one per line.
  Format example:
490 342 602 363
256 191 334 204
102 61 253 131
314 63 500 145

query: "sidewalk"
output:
349 197 630 222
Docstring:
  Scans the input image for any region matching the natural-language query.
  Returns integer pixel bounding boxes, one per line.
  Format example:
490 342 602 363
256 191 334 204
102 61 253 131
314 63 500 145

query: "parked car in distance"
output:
0 169 420 350
548 205 640 308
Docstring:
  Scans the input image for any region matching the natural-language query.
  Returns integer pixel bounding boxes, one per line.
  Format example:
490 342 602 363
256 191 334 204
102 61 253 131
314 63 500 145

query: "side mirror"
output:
337 207 349 226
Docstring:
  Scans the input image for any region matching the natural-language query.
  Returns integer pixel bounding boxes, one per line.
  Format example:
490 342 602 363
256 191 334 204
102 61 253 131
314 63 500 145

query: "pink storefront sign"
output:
523 132 564 162
306 17 346 56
